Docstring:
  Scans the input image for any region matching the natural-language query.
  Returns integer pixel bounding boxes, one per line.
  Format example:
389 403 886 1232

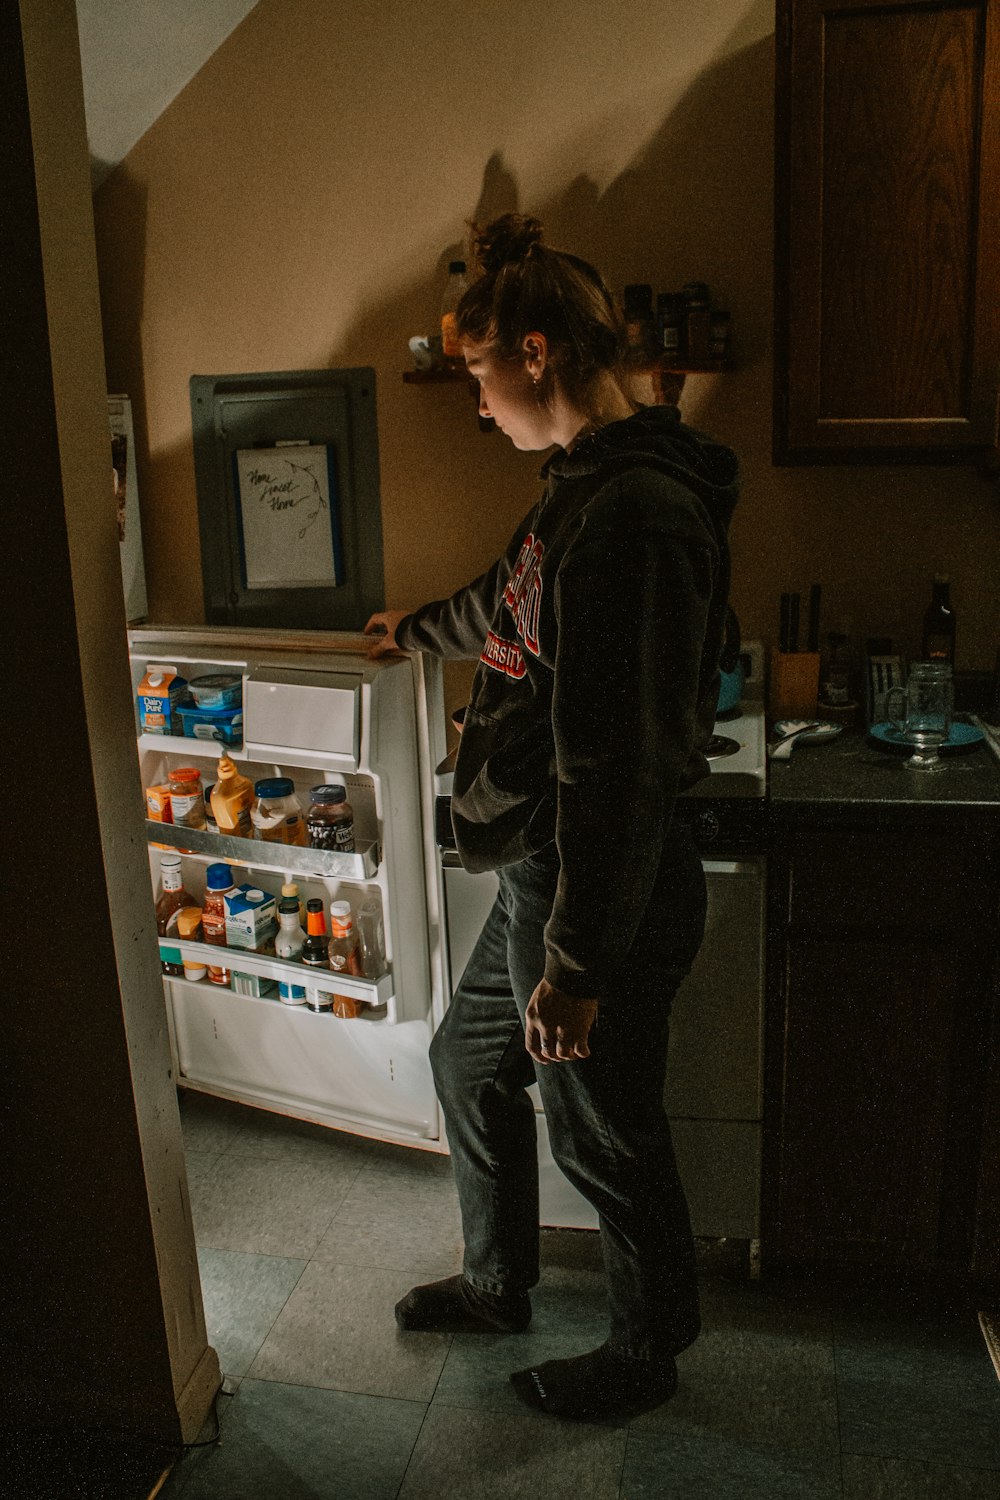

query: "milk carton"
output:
224 885 277 951
137 664 189 736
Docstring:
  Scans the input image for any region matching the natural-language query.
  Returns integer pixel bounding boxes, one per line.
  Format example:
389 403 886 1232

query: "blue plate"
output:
868 720 984 756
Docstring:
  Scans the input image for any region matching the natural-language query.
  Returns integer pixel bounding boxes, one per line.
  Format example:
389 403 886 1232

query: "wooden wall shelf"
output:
402 358 734 414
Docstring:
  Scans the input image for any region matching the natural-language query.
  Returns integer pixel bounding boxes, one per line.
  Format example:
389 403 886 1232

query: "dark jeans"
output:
429 826 707 1363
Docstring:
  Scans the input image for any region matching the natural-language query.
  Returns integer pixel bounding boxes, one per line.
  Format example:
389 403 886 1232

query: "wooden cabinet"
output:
766 814 1000 1289
774 0 1000 464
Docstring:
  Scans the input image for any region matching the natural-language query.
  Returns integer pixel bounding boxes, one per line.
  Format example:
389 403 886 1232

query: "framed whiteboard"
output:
234 444 344 590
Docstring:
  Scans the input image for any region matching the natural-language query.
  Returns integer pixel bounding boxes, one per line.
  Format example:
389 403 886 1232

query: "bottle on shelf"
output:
306 785 355 852
441 259 468 366
177 907 207 982
202 862 236 985
328 900 365 1019
275 895 307 1006
656 293 684 360
155 854 191 977
682 282 712 361
251 777 307 845
356 895 386 979
922 574 956 665
211 754 254 837
622 283 654 362
282 880 306 925
302 898 334 1013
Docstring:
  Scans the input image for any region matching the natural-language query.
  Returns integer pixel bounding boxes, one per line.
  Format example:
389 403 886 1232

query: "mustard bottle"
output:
210 754 254 837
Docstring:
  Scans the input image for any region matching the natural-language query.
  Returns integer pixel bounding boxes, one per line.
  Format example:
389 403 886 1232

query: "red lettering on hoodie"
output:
480 629 527 679
503 533 544 656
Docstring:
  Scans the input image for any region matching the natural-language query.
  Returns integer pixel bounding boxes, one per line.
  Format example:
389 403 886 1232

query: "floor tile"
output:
631 1318 840 1454
397 1402 627 1499
226 1103 386 1166
623 1430 844 1499
177 1090 248 1154
312 1161 464 1275
248 1260 452 1400
841 1453 1000 1498
835 1315 1000 1470
187 1150 361 1257
169 1378 426 1500
196 1247 306 1377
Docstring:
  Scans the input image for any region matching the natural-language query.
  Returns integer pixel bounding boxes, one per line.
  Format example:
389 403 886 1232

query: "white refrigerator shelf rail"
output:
160 938 394 1017
146 821 379 880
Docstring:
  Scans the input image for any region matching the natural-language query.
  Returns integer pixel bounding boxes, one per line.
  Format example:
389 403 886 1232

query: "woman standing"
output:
366 214 739 1422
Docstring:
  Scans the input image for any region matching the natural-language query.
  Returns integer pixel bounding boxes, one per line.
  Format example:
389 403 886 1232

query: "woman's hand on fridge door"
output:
524 980 598 1064
364 610 411 659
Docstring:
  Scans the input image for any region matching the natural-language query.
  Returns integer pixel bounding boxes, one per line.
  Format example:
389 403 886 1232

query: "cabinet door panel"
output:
775 0 1000 461
777 941 956 1266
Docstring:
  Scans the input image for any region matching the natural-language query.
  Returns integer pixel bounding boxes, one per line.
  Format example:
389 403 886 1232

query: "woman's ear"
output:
522 332 549 381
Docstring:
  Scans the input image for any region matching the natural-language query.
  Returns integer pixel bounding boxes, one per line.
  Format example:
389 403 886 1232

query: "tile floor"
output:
163 1091 1000 1500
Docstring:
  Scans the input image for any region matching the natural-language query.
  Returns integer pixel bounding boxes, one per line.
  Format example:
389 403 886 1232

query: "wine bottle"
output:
921 574 956 665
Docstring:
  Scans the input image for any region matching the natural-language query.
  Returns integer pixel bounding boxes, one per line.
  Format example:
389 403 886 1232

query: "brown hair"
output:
455 214 628 413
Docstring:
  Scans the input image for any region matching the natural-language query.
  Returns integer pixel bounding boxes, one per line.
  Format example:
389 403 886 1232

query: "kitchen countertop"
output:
768 725 1000 812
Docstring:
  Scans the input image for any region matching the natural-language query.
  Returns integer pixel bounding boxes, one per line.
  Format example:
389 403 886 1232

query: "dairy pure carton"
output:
224 885 277 951
137 664 189 736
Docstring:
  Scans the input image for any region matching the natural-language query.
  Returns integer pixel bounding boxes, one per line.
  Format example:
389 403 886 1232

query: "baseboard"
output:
978 1310 1000 1383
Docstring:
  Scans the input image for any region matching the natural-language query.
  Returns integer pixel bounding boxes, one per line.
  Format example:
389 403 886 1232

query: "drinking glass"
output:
886 661 953 772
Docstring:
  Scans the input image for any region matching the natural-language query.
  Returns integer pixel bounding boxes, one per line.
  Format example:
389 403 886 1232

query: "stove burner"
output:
715 705 743 723
705 734 742 760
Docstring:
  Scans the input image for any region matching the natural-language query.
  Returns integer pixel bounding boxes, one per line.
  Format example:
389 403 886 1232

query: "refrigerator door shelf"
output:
160 938 395 1020
146 821 380 881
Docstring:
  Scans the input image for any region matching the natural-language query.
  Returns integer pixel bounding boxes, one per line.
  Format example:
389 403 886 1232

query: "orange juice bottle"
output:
210 753 254 838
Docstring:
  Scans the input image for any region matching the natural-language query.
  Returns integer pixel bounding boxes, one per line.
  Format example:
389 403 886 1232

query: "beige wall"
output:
94 0 999 684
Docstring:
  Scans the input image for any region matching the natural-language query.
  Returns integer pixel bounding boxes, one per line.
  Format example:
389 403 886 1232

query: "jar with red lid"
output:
168 767 207 829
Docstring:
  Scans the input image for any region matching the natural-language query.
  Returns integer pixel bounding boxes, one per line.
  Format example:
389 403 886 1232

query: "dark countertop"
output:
768 725 1000 813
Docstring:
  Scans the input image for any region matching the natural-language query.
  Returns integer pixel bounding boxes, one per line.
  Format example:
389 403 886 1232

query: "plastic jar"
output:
251 777 307 845
169 767 207 829
202 862 235 985
306 785 355 852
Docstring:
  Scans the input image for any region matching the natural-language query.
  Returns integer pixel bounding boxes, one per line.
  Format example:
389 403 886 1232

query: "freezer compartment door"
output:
244 669 361 763
170 983 439 1140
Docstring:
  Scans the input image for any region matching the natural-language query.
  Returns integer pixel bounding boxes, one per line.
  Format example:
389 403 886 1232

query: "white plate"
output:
773 720 843 744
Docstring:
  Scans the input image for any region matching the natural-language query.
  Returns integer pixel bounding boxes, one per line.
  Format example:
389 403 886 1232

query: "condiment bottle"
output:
168 766 207 829
281 880 305 925
302 898 333 1013
656 293 684 359
211 754 254 838
306 785 355 852
202 862 236 985
155 854 191 977
275 896 307 1006
328 900 365 1018
441 259 468 364
251 777 307 845
177 907 207 982
682 281 711 361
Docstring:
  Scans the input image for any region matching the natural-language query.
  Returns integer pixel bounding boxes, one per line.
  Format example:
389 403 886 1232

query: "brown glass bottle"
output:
922 574 956 665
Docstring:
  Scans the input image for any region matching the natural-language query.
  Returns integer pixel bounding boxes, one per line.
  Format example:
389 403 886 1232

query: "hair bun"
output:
472 213 543 274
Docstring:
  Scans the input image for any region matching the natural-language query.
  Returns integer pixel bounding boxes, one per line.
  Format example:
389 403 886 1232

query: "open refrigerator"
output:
131 626 451 1149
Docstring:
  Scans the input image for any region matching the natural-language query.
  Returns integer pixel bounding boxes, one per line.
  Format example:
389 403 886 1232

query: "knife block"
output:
771 650 820 718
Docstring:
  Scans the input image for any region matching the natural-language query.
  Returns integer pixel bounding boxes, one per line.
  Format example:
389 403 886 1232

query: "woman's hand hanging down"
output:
524 980 598 1064
364 610 411 659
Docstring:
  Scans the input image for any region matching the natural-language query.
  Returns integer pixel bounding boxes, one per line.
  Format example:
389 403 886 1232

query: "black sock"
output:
394 1274 531 1333
509 1341 678 1421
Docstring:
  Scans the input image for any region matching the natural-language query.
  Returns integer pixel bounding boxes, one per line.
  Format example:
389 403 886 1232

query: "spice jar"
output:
251 777 307 845
168 767 207 829
306 785 355 852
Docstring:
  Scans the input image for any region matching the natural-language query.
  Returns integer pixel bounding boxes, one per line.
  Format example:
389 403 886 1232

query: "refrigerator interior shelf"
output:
146 820 380 880
160 938 395 1013
139 731 246 759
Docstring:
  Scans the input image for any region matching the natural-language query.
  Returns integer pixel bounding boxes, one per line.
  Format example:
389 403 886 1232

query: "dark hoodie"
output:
398 405 739 1000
